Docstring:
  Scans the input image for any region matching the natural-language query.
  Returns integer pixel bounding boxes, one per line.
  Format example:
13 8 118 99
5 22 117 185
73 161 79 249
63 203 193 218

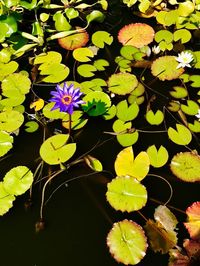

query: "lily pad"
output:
73 47 94 62
108 73 138 95
116 100 139 122
0 61 18 81
170 152 200 182
181 100 199 116
58 28 89 50
0 130 13 157
107 220 148 265
118 23 155 48
0 182 15 216
184 201 200 240
3 166 33 196
146 110 164 125
77 64 97 77
39 134 76 165
92 31 113 48
151 56 184 81
169 86 188 99
0 110 24 133
168 124 192 145
106 176 147 212
146 145 169 168
114 147 150 181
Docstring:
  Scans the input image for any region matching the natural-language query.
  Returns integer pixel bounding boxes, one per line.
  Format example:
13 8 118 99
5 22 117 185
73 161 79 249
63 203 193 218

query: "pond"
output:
0 0 200 266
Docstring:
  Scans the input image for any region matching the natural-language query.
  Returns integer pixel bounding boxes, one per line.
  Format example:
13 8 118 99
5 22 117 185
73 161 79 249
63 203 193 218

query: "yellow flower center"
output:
61 95 72 105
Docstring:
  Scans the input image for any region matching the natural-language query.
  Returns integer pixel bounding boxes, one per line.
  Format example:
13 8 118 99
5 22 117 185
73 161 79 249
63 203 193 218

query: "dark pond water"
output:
0 118 199 266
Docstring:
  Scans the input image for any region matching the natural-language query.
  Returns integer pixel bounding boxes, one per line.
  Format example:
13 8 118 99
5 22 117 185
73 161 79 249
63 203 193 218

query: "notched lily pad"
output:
0 130 13 157
107 220 148 265
0 182 15 216
170 152 200 182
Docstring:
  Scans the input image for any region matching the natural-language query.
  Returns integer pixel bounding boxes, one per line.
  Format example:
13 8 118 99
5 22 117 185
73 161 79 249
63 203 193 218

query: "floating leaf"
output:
92 31 113 48
113 119 139 147
0 182 15 216
73 47 94 62
43 102 67 120
77 64 96 77
107 220 147 265
189 75 200 88
181 100 199 116
114 146 150 181
154 205 178 232
168 101 180 112
86 10 105 24
82 91 111 116
0 110 24 133
170 152 200 182
0 61 18 81
108 73 138 95
184 201 200 240
3 166 33 196
30 98 44 111
62 111 88 130
118 23 155 48
120 45 139 60
34 51 62 65
0 130 13 157
155 30 173 44
156 10 178 26
151 56 184 81
146 145 169 168
146 110 164 125
168 124 192 145
53 11 71 31
169 86 188 99
144 219 177 254
103 105 116 120
84 155 103 172
106 176 147 212
2 72 31 97
93 59 109 71
39 134 76 165
81 78 106 94
188 120 200 133
177 1 195 17
58 28 89 50
173 29 192 44
116 100 139 122
24 121 39 133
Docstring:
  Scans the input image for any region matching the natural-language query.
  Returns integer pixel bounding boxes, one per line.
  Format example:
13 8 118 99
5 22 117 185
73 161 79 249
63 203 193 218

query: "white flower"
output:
195 109 200 120
175 51 194 69
152 45 160 55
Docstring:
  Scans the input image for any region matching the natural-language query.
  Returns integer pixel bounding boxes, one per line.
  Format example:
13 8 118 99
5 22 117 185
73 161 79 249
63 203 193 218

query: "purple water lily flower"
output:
49 83 85 115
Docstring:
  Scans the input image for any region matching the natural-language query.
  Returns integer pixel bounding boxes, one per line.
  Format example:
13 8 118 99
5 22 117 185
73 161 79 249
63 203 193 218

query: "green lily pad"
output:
103 105 117 120
108 73 138 95
62 111 88 130
106 176 147 212
159 41 173 52
91 31 113 48
168 124 192 145
188 120 200 133
146 145 169 168
155 30 173 44
0 110 24 133
77 64 97 77
0 130 13 157
107 220 148 265
170 152 200 182
0 182 15 216
0 94 25 107
24 121 39 133
3 166 33 196
113 119 139 147
169 86 188 98
93 59 109 71
2 72 31 96
168 101 180 112
0 61 19 81
181 100 199 115
173 29 192 44
34 51 62 65
151 56 184 81
81 78 106 94
43 102 67 120
39 134 76 165
53 11 71 31
73 47 94 62
156 10 178 26
146 110 164 125
120 45 139 60
82 91 111 116
189 75 200 87
116 100 139 122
